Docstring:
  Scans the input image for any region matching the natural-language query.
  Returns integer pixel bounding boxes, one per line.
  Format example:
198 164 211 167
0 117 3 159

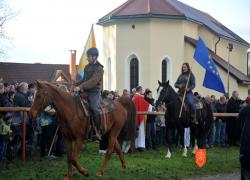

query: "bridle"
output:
157 85 169 106
34 89 50 112
158 85 181 110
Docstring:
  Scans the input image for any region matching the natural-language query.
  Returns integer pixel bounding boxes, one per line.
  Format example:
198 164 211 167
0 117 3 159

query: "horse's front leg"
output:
165 126 172 159
71 138 89 177
63 137 73 180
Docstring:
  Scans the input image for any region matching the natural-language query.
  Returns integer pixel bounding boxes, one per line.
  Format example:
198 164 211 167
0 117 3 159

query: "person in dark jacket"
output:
144 89 157 150
226 91 241 146
0 83 11 108
74 48 104 139
239 104 250 180
13 82 34 155
215 96 227 147
174 62 196 122
246 89 250 105
13 82 30 107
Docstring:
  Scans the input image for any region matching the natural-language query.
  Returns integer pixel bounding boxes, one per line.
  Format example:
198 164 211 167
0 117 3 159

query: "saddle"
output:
194 96 203 110
77 92 116 135
78 92 115 114
178 94 203 110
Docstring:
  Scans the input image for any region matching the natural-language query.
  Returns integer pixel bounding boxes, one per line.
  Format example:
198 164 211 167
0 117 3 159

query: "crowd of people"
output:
0 81 250 168
0 81 66 162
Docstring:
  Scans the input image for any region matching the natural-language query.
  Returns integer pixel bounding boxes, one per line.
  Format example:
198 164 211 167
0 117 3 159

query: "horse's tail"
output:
117 97 136 147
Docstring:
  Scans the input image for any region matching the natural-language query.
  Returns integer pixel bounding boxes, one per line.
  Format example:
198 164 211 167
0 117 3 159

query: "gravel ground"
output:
184 172 240 180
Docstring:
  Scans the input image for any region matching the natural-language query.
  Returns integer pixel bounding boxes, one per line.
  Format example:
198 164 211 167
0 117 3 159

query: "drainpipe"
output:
215 36 221 54
247 49 250 77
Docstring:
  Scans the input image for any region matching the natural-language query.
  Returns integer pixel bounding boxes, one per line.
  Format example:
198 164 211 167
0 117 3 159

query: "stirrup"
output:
92 125 101 141
92 133 101 141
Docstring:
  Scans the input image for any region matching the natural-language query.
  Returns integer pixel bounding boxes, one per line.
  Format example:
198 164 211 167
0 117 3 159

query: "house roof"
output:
0 62 71 84
185 36 250 85
98 0 249 46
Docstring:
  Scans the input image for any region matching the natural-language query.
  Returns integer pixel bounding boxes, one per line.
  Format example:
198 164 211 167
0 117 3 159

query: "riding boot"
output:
92 114 102 141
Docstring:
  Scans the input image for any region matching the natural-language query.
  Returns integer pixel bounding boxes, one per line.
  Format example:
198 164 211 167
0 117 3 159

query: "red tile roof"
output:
98 0 249 46
99 0 183 23
0 62 71 84
185 36 250 85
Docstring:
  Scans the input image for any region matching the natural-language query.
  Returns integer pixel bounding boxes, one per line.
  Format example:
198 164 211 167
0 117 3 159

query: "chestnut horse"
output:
30 81 136 179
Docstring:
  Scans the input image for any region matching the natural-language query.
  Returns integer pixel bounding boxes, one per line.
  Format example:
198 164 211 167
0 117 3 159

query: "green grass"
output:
0 143 240 180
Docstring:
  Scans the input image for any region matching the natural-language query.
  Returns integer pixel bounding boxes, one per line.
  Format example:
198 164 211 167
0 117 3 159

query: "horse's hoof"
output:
64 172 74 180
182 152 187 157
83 171 89 177
165 155 171 159
96 171 103 177
165 152 171 159
80 168 89 177
122 166 126 173
64 176 71 180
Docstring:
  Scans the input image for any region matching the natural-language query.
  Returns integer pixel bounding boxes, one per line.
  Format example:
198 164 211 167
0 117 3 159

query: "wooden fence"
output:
0 107 239 161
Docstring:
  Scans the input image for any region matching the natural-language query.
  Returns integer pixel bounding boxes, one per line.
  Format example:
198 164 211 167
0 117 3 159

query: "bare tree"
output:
0 0 16 55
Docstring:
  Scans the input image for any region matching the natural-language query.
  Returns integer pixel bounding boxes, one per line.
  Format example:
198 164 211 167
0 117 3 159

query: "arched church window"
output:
108 58 112 90
162 59 167 82
130 58 139 90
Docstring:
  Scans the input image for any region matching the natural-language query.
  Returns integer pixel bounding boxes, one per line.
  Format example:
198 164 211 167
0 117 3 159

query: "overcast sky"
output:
2 0 250 64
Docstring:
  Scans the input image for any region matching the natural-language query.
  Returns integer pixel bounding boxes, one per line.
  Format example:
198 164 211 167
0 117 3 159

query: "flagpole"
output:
179 61 194 119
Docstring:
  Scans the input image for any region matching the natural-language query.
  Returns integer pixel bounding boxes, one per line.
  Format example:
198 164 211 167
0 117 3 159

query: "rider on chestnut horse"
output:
74 47 104 140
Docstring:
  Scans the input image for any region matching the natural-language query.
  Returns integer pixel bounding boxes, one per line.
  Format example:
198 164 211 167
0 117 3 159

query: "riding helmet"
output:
87 47 99 57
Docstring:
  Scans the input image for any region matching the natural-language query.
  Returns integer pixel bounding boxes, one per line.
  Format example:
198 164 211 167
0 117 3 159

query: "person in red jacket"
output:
132 86 149 151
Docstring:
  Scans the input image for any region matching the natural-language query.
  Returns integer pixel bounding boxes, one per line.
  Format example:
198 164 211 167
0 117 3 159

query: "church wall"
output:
216 38 249 75
103 24 117 90
149 19 184 96
116 19 151 91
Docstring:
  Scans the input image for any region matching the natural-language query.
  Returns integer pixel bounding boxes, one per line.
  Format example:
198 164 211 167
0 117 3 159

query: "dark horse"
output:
30 81 136 179
156 80 213 158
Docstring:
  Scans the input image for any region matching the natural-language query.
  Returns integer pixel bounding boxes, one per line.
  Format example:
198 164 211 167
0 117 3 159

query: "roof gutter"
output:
215 36 221 54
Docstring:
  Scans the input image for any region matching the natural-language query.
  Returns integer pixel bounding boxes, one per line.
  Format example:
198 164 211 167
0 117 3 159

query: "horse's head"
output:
30 80 52 119
156 80 170 107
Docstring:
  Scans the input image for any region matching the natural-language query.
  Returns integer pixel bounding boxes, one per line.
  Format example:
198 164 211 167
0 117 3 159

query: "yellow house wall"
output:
103 24 116 90
216 38 249 75
183 21 199 40
198 27 218 50
116 19 151 91
149 19 184 94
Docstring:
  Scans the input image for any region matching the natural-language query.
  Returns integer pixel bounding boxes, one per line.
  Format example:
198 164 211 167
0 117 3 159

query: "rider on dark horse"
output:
174 62 197 123
74 47 104 140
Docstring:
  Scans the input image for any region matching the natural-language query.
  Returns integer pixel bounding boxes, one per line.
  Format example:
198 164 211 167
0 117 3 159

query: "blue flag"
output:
194 37 225 94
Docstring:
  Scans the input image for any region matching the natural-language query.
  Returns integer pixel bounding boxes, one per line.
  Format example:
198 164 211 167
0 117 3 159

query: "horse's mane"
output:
41 81 71 97
166 83 178 97
162 82 179 100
